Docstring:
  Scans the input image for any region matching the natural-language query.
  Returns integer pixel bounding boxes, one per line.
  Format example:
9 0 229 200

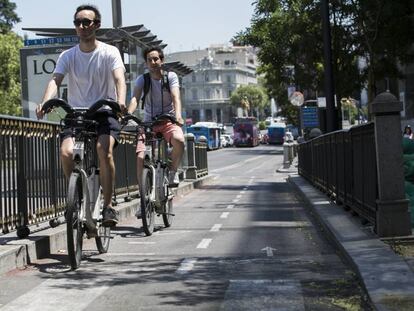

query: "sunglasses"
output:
73 18 98 27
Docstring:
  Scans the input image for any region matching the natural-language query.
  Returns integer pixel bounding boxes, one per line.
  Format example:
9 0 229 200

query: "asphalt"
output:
2 163 414 311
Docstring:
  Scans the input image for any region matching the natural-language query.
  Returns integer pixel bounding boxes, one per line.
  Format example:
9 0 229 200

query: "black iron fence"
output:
298 122 378 226
1 115 208 237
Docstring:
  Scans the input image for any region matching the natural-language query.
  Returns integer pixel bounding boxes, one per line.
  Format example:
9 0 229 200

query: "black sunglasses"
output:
73 18 98 27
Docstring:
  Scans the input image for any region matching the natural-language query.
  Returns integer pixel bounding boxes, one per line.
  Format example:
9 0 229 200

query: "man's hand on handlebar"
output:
36 103 45 120
175 116 184 126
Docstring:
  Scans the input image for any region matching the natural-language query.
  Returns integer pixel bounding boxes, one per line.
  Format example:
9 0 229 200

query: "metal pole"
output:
112 0 122 28
321 0 336 132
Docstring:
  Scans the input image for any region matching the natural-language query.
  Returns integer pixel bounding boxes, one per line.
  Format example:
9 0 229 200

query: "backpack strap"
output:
161 71 170 92
141 72 151 110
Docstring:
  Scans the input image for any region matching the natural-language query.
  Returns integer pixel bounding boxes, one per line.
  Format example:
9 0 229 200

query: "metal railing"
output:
298 122 377 225
0 115 137 236
0 115 209 237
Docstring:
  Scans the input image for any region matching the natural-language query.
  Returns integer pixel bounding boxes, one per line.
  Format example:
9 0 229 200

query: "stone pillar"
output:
372 92 411 237
184 133 197 180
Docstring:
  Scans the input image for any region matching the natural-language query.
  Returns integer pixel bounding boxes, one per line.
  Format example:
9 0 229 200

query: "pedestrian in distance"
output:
128 46 185 188
35 4 127 227
403 125 413 139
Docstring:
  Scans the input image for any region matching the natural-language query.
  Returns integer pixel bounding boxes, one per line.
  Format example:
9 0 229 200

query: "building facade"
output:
166 45 258 124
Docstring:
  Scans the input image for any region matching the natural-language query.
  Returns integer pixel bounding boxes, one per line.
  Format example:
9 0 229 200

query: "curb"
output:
0 175 215 275
288 174 414 311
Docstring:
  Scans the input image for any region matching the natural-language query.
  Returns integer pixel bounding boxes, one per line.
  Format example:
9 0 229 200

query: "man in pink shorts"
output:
128 47 184 188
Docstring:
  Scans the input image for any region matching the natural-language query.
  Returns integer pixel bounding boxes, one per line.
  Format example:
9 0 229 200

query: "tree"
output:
235 0 414 122
0 32 23 116
0 0 20 34
230 85 268 119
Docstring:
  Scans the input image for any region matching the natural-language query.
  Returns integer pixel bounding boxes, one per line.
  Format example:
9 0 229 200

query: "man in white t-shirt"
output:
36 4 126 227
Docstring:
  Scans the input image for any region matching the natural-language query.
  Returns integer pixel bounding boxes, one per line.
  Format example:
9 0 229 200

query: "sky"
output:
12 0 256 54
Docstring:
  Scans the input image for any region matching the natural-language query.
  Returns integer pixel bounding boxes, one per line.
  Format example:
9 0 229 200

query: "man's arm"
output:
127 84 143 114
170 87 183 126
113 67 127 114
36 73 64 119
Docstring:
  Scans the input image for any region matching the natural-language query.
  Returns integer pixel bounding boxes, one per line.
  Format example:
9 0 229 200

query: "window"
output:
226 75 231 83
228 90 232 98
216 71 220 81
224 60 230 65
205 89 211 99
216 89 221 98
192 73 196 82
192 89 198 100
205 72 209 82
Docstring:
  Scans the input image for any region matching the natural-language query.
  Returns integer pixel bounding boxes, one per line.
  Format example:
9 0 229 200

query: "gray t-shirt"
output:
135 71 179 122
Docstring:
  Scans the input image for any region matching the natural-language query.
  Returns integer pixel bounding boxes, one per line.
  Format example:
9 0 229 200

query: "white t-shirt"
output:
135 71 179 122
55 42 125 108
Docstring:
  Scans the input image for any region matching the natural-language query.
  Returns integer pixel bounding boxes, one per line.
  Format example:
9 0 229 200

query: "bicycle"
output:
41 98 121 269
122 113 176 236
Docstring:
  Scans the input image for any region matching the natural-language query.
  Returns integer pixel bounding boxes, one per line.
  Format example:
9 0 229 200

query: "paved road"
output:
0 145 372 310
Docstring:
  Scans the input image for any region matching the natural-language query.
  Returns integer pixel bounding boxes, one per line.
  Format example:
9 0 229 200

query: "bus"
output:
186 122 221 150
233 117 260 147
268 122 286 144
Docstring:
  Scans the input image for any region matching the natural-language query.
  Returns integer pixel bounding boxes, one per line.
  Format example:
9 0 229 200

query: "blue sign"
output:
24 36 79 46
301 106 319 128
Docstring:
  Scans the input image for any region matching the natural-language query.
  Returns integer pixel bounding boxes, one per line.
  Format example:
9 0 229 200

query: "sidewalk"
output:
0 175 215 276
287 170 414 311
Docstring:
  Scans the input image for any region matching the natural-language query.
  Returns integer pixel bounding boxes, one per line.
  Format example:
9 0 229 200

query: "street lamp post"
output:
321 0 336 132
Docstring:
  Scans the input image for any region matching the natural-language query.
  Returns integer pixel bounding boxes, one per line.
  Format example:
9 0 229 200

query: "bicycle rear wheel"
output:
162 167 174 227
66 172 84 270
95 225 111 253
141 168 155 236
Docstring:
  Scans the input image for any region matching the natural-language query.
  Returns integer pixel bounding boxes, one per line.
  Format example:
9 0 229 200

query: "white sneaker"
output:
168 170 179 187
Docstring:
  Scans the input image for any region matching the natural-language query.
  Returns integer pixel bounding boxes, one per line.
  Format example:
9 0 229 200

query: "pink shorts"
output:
136 122 184 153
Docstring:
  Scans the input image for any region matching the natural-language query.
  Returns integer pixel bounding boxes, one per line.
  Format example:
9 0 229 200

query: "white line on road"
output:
128 241 156 245
240 191 246 194
197 239 212 249
236 194 242 198
104 253 156 256
220 212 230 219
226 204 235 209
210 224 222 232
232 199 239 203
176 258 197 274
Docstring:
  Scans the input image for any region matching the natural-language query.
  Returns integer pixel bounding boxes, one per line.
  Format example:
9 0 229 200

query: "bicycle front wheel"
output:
162 167 174 228
141 167 155 236
66 172 84 270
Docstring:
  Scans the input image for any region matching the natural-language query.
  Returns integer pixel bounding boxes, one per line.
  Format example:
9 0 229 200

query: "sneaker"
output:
102 207 119 227
168 170 179 187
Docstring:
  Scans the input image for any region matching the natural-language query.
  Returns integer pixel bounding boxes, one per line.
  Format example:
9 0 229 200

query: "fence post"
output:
184 133 197 180
372 91 411 237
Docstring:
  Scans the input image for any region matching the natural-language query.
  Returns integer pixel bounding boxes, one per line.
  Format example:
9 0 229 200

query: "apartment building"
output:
166 44 258 124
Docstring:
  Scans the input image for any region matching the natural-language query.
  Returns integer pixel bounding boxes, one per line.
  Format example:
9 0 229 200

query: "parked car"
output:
222 134 233 147
220 136 228 148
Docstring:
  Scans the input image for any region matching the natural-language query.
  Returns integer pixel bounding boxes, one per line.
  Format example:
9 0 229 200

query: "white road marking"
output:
240 191 246 194
176 258 197 274
220 212 230 219
236 194 242 198
210 224 222 232
153 230 192 236
226 204 235 209
243 187 248 191
312 200 330 205
128 241 155 245
197 239 212 249
220 279 305 311
104 253 156 256
250 221 310 228
0 278 110 311
261 246 277 257
232 199 239 203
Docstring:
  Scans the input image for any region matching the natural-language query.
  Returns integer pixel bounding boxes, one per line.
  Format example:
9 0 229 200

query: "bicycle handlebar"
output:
41 98 121 117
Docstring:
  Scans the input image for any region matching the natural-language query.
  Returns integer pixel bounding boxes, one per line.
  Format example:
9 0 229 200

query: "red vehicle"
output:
233 117 260 147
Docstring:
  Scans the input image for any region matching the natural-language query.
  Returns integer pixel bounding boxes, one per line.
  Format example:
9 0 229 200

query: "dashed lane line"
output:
226 204 235 209
197 239 212 249
210 224 222 232
220 212 230 219
176 258 197 274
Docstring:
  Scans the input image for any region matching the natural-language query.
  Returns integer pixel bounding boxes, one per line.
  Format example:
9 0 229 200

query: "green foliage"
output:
0 0 20 34
258 121 266 130
0 32 23 116
235 0 414 120
230 84 268 117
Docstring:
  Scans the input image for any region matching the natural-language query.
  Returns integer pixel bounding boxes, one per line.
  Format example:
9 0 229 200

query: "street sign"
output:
24 36 79 46
301 106 319 128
